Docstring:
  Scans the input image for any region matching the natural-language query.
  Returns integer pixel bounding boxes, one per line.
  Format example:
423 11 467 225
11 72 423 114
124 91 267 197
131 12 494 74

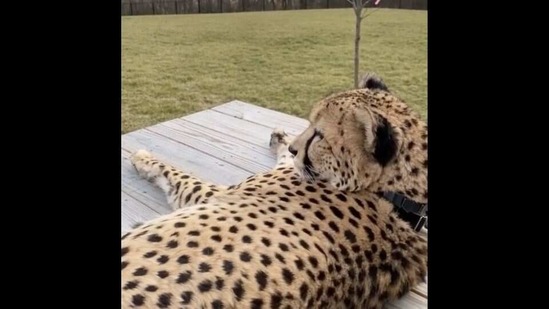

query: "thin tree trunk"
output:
354 10 362 88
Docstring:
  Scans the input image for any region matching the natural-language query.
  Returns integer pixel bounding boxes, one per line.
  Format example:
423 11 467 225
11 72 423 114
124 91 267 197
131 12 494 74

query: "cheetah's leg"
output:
269 128 295 168
130 150 228 210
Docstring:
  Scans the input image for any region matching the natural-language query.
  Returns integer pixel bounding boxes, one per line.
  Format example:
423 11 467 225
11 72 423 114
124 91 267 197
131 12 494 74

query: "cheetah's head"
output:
289 76 427 203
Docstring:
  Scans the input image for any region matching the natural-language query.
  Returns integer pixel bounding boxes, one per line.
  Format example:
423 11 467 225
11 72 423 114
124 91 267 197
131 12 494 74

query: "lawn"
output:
122 8 427 133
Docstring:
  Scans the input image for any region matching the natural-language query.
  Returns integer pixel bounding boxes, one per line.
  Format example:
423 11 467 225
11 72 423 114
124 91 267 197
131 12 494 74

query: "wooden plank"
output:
212 100 310 136
411 281 427 298
146 118 274 173
168 116 276 158
385 291 427 309
122 128 253 185
122 128 257 230
183 109 296 149
121 191 166 234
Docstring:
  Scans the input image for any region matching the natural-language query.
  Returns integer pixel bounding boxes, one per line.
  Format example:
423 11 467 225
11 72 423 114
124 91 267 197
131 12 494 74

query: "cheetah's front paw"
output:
269 128 290 153
130 149 157 180
130 149 153 164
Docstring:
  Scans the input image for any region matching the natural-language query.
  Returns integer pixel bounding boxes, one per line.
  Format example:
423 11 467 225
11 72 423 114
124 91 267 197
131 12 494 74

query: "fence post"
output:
130 2 133 15
152 2 156 14
175 1 178 14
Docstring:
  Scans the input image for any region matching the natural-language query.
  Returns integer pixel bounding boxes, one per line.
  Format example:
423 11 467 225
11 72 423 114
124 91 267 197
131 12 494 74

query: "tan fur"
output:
291 88 427 203
121 77 427 309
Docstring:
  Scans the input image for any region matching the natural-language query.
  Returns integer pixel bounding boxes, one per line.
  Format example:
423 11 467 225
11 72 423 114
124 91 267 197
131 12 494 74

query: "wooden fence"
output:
121 0 427 15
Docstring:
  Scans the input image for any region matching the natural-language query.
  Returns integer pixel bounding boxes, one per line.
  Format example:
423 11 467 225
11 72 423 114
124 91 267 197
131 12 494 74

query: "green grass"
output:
122 8 427 133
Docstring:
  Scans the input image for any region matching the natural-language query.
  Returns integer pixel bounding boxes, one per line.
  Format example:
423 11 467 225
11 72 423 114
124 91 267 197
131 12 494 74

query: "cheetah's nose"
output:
288 145 298 156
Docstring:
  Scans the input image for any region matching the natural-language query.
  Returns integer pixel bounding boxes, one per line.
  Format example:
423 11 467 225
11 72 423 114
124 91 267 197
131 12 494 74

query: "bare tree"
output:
346 0 381 88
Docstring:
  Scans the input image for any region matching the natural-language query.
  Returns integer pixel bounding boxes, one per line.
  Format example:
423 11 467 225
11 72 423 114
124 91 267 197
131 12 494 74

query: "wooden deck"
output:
121 100 427 308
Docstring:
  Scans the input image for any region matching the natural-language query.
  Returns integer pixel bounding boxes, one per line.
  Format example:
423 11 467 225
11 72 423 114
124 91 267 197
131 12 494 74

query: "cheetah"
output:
121 73 428 309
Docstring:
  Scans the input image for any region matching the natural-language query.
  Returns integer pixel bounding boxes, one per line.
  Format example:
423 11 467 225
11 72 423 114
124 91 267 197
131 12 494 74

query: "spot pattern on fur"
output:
123 75 427 309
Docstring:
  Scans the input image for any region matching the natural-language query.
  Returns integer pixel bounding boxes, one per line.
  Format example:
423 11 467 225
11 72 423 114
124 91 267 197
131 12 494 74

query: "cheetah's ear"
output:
358 72 390 92
373 116 397 166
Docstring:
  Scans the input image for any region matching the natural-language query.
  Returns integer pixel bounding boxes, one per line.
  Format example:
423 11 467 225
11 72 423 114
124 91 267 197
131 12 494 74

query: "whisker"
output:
304 164 319 181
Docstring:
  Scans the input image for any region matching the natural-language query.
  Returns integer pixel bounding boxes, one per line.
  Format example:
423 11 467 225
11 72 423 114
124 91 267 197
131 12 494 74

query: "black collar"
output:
383 192 428 232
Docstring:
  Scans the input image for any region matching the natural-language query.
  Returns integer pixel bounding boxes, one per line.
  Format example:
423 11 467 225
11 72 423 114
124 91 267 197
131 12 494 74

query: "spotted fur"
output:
122 73 427 309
